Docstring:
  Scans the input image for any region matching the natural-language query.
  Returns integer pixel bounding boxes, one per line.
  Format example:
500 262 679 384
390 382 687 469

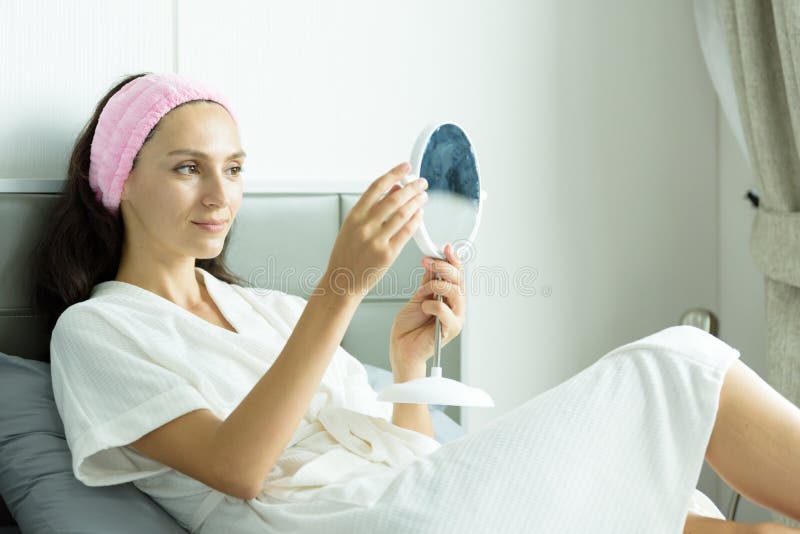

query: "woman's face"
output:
120 101 245 262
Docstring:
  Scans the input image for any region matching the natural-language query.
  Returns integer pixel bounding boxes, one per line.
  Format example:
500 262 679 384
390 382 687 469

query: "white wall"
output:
3 0 765 521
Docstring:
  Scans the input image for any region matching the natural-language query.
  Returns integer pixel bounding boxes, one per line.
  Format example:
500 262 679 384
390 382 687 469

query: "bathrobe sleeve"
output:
49 304 211 486
282 293 395 421
239 286 394 421
280 291 395 420
337 348 395 421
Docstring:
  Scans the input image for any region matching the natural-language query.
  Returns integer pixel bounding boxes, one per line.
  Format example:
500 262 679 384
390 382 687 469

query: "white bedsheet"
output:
201 324 740 533
689 488 725 519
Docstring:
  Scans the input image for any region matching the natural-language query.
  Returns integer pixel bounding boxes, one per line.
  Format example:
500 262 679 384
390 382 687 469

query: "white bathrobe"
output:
50 267 740 533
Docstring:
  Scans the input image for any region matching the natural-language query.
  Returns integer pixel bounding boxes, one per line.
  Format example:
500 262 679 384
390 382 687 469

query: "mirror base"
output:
376 368 494 407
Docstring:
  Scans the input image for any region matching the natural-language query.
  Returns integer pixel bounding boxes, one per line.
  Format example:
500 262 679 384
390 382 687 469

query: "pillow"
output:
362 363 466 444
0 352 187 534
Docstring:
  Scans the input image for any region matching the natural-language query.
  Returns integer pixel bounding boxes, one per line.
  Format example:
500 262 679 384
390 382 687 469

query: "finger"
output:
421 257 461 287
444 242 463 269
420 299 461 341
416 279 465 317
376 183 402 202
369 176 428 225
377 188 428 240
353 162 413 217
421 244 465 288
443 242 466 290
387 202 425 250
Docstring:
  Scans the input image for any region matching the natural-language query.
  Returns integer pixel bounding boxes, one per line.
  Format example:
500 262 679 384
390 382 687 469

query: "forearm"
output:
390 360 435 439
213 276 361 498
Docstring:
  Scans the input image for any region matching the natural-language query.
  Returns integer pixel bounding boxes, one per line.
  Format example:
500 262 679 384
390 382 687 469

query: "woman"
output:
33 72 800 534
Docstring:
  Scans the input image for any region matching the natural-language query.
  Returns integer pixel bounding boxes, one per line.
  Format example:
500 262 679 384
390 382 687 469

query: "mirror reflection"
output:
419 124 480 255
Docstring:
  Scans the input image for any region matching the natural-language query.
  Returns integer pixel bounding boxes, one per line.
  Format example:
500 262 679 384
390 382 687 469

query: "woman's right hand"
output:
322 162 429 301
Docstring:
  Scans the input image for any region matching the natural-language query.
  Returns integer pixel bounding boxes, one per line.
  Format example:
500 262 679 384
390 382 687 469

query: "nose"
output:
202 168 235 208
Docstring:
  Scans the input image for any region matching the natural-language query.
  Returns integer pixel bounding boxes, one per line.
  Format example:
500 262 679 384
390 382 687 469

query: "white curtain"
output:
693 0 751 168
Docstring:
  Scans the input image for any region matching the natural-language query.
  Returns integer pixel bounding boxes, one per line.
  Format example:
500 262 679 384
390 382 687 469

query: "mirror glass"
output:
414 123 482 259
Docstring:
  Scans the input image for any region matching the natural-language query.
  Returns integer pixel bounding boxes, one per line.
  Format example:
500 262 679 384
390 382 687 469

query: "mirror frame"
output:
402 121 486 260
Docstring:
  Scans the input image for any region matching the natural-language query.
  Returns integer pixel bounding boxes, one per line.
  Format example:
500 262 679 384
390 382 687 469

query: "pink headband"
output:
88 72 239 213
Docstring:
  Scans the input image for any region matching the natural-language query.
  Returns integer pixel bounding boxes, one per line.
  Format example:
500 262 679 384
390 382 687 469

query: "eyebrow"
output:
166 148 247 159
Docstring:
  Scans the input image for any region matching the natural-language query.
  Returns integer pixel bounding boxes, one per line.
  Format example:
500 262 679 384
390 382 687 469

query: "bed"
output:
0 179 724 532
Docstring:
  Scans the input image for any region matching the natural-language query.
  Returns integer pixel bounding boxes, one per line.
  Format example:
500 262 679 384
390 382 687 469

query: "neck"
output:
115 254 205 310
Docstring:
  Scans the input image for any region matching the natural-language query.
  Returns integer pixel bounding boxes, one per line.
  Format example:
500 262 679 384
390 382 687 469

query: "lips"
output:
192 219 227 233
193 219 227 225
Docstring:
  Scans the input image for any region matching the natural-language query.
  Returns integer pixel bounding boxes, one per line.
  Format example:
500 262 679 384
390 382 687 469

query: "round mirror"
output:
400 122 486 261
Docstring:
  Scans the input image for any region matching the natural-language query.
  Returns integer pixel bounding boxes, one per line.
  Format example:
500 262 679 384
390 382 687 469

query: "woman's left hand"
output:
390 242 466 370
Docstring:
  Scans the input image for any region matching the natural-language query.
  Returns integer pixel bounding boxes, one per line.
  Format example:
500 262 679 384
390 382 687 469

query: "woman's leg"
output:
683 512 800 533
704 358 800 523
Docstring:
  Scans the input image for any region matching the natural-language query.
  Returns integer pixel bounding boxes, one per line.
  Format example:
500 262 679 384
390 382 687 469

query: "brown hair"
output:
31 72 246 331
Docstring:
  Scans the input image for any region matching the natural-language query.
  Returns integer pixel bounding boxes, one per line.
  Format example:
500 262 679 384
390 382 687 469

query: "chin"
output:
191 244 226 260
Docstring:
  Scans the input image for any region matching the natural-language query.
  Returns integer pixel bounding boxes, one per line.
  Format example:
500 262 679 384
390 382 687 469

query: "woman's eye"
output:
174 164 243 178
175 164 198 175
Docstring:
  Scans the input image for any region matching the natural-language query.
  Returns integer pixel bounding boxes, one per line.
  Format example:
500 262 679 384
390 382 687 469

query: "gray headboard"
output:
0 179 462 427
